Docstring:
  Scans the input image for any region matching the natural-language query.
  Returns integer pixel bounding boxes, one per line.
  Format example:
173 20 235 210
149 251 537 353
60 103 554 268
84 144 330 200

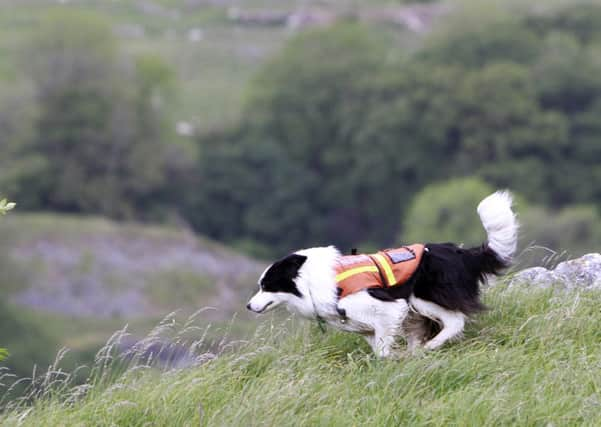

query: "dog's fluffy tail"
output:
476 190 518 267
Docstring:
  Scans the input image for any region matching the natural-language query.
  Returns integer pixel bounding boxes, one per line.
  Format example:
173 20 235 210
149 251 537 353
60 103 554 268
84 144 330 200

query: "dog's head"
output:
246 253 307 314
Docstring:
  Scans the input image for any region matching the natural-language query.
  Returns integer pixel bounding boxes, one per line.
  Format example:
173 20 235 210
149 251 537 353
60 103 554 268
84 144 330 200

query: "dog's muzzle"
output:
247 291 276 313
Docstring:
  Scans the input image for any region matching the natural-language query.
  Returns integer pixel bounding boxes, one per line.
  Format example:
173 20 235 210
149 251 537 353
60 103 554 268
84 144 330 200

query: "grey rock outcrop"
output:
508 253 601 290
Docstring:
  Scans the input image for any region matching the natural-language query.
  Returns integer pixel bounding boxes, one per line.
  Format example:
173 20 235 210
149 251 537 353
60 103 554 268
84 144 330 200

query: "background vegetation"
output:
2 0 600 257
1 0 600 414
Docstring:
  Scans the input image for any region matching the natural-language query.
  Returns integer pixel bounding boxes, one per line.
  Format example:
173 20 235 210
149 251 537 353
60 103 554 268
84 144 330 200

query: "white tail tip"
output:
477 190 518 262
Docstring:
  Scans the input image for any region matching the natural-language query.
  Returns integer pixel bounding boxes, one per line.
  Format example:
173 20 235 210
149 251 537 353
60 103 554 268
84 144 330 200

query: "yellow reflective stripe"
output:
336 266 379 282
372 253 396 286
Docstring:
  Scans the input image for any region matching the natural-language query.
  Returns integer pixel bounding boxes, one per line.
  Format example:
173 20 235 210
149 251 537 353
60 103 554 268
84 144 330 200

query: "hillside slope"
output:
2 286 600 426
1 213 264 319
0 214 265 383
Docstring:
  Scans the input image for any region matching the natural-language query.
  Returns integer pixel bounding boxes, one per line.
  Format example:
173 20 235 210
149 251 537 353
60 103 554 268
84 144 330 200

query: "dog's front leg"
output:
362 331 395 358
338 292 409 358
372 329 397 358
361 331 393 358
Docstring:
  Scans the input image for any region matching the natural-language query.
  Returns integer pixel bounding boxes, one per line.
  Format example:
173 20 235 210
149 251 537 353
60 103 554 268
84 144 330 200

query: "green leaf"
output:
0 199 16 215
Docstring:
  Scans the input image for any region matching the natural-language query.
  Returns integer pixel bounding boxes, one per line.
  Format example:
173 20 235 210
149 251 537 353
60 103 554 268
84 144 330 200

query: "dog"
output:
247 191 518 357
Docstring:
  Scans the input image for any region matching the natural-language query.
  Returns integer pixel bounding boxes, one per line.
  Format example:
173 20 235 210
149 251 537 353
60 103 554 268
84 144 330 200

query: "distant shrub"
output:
420 20 541 68
521 204 601 256
527 3 601 44
403 179 601 258
5 11 175 220
400 177 495 246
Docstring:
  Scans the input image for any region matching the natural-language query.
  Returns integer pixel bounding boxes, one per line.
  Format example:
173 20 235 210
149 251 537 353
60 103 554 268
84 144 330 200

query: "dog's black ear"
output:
260 254 306 297
282 254 307 277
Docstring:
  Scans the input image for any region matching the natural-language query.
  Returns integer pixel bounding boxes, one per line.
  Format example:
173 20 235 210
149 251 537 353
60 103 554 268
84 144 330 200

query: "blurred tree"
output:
521 204 601 256
533 33 601 115
400 177 494 246
192 24 399 253
363 60 569 206
0 87 42 208
456 63 569 205
402 178 600 257
420 19 541 68
527 3 601 44
189 7 601 255
529 34 601 207
16 11 172 218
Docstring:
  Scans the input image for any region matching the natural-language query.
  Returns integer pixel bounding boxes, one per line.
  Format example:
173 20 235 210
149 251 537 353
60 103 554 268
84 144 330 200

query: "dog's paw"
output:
404 345 426 357
376 348 403 360
424 339 443 350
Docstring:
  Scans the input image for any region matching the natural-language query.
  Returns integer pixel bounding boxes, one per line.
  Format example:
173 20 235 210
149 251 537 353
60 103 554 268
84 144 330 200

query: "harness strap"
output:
335 265 378 282
369 253 396 286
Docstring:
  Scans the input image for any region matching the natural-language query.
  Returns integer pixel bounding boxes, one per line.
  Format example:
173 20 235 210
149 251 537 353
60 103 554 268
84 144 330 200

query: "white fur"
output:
477 190 519 262
409 296 466 350
338 292 409 357
247 246 341 318
293 246 341 319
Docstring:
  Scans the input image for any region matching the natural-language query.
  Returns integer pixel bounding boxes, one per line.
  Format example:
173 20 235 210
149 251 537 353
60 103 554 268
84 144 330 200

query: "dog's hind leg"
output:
409 297 465 350
402 311 438 353
337 292 409 358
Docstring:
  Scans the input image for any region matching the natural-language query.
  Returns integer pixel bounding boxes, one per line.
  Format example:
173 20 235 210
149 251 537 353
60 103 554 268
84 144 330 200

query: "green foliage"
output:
0 300 57 381
403 179 601 257
192 24 399 253
0 199 15 215
1 1 601 257
2 287 601 425
4 11 174 219
527 3 601 44
0 348 7 362
0 87 38 200
420 19 541 68
521 204 601 255
400 177 494 245
189 2 601 254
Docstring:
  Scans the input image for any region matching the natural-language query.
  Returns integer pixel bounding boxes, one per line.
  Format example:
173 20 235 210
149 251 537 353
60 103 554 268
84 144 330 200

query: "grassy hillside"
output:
0 213 264 385
2 285 600 426
1 213 263 317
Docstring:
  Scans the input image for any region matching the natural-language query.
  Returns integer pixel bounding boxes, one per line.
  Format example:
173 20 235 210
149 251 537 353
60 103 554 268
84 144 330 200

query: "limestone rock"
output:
509 253 601 290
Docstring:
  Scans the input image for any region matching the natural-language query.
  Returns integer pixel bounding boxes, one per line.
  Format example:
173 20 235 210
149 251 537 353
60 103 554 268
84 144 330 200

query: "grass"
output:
145 269 217 309
2 284 600 426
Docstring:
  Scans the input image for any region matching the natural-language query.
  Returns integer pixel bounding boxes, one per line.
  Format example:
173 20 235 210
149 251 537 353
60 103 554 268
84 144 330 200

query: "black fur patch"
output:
260 254 307 297
368 242 509 315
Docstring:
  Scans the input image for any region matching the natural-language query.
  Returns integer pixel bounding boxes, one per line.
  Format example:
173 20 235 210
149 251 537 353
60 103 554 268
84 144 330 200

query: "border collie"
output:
247 191 518 357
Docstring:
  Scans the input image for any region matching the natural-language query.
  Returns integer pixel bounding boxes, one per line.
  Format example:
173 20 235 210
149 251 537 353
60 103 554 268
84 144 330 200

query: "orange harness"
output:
334 244 425 299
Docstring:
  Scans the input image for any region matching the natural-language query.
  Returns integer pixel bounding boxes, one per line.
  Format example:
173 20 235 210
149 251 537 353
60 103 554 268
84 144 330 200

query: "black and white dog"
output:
247 191 518 357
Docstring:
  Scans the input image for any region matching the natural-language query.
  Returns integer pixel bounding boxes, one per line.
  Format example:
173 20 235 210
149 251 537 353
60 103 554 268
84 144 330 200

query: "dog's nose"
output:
246 303 251 311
